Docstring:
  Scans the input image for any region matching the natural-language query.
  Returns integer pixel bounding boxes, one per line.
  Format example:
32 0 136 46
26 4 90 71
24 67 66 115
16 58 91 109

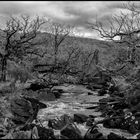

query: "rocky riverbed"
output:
37 84 134 139
0 80 139 139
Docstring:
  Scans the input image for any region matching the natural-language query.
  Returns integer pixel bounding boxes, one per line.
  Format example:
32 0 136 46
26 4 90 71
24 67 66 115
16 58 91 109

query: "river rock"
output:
73 113 88 124
26 82 48 91
38 92 56 101
23 96 47 110
99 96 120 103
10 96 47 125
108 85 119 95
10 97 34 124
52 88 64 93
121 115 140 134
52 90 62 98
88 84 104 90
98 89 107 96
60 123 82 139
21 124 55 139
107 132 127 139
48 114 73 130
36 126 55 139
88 92 94 95
103 118 123 129
84 127 105 139
11 131 32 139
86 117 94 127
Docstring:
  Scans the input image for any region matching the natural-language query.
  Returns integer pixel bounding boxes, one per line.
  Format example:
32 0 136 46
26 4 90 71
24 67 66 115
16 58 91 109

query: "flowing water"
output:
38 84 104 120
37 84 134 138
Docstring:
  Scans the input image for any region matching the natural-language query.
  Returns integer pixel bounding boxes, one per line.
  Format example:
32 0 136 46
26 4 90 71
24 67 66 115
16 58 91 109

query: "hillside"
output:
34 32 117 67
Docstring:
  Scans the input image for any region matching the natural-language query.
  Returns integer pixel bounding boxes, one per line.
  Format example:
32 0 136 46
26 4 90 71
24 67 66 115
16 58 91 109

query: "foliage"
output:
0 15 46 81
7 61 34 84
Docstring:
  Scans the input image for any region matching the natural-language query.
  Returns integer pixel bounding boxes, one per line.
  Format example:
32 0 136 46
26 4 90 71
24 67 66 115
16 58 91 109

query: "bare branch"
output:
89 2 140 45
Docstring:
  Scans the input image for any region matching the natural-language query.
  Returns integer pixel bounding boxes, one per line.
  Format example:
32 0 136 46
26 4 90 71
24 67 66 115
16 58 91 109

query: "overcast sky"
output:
0 1 140 39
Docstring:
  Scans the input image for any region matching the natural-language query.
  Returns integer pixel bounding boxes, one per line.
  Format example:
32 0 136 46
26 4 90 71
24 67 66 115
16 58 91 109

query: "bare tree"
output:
32 21 75 80
61 45 82 75
0 15 46 81
89 2 140 66
79 49 99 82
47 21 74 66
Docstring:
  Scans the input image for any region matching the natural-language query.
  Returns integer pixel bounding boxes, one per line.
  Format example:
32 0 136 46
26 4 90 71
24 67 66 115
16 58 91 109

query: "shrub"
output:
7 62 34 84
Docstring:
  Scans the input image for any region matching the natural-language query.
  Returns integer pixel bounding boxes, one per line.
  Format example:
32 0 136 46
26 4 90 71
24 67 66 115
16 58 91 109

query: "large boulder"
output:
10 96 47 125
10 97 33 124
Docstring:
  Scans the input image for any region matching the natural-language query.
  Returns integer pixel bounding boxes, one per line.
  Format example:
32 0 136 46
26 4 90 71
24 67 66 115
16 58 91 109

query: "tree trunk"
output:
54 43 58 66
54 51 57 66
1 56 7 82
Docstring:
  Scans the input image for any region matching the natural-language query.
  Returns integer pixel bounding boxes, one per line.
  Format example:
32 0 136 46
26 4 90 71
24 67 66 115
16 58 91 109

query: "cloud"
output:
0 1 139 39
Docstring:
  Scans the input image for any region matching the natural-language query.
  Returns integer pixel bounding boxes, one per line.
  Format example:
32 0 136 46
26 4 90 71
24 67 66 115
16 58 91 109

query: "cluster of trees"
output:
0 15 46 81
89 2 140 70
1 2 140 82
0 15 99 82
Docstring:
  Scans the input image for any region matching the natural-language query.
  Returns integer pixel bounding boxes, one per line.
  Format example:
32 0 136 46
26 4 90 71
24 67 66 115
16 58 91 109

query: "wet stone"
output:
86 118 94 127
26 82 48 91
52 90 62 99
87 84 103 90
48 114 73 130
10 97 33 124
23 96 47 110
10 96 47 125
88 92 94 95
74 113 88 124
21 124 55 139
107 132 127 139
38 92 56 101
98 89 107 96
103 118 124 129
84 127 106 139
60 123 82 139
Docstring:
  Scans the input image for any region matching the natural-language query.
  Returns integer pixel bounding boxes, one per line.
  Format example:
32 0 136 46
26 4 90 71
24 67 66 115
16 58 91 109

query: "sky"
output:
0 1 140 39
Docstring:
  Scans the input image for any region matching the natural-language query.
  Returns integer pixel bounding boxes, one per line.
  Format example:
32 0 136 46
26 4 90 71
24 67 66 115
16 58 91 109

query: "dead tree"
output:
60 45 82 75
0 15 46 81
89 2 140 67
78 49 99 82
32 22 74 82
47 21 73 66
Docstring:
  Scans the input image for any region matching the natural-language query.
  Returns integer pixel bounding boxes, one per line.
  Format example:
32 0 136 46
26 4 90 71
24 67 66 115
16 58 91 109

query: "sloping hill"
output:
0 30 118 68
35 32 117 67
